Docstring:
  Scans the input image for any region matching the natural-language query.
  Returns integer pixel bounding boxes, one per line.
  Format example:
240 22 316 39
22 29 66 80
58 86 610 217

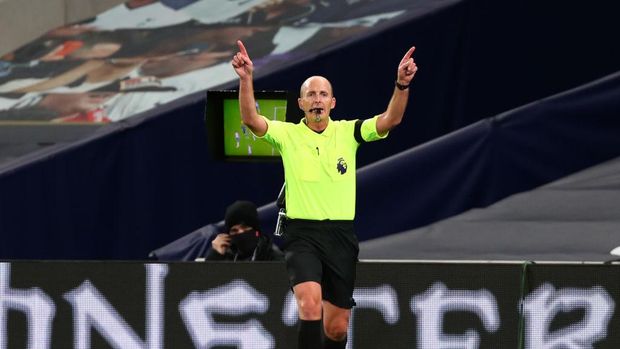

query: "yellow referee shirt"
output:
259 115 387 220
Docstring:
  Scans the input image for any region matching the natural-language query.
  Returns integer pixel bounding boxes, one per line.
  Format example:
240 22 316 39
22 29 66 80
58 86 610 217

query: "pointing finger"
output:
237 40 249 57
400 46 416 64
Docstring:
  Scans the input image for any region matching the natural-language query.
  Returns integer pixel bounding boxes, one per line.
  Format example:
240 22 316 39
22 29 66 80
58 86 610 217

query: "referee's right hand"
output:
231 40 253 80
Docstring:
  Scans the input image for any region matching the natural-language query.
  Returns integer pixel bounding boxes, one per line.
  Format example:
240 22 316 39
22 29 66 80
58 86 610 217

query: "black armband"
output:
354 119 365 144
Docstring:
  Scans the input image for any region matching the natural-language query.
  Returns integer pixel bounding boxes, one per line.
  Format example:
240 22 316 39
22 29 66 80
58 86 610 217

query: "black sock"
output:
323 336 347 349
298 319 322 349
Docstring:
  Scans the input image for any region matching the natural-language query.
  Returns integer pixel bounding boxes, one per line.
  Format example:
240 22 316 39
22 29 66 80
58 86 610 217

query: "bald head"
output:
300 76 333 98
297 75 336 127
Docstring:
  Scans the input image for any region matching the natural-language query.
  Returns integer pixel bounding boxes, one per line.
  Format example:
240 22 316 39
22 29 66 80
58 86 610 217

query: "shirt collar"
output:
300 117 333 136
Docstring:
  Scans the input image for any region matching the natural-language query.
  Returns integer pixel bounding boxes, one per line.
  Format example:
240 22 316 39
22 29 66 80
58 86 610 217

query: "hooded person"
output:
205 200 284 261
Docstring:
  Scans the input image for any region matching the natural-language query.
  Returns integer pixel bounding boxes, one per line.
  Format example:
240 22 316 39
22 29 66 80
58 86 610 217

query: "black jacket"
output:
205 234 284 261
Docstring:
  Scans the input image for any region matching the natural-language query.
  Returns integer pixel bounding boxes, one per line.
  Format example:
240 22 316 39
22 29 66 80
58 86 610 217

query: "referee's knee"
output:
324 319 348 341
294 281 322 320
297 296 322 319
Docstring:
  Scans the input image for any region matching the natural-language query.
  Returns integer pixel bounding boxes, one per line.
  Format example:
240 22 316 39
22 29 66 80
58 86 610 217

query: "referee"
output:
231 40 417 349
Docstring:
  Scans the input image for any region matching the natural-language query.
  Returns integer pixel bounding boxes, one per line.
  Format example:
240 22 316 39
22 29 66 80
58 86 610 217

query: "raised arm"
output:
231 40 267 137
376 46 418 136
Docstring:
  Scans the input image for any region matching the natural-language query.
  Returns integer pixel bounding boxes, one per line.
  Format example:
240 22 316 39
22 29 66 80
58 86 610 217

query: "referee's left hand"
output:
397 46 418 87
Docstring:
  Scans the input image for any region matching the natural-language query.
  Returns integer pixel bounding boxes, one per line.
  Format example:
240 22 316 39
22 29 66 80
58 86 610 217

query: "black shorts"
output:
282 219 359 309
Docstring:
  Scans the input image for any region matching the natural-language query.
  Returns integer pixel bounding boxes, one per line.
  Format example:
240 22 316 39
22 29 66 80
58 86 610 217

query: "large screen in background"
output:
222 98 287 157
205 90 298 161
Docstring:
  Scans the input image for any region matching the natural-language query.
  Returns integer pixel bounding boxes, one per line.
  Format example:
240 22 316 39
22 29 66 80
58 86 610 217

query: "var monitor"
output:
205 90 299 161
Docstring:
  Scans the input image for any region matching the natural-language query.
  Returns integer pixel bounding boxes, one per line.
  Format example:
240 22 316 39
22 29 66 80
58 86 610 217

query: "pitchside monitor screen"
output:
206 90 298 161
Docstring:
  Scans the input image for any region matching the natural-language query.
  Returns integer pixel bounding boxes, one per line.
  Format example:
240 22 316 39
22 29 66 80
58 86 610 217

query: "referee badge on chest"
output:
336 157 348 175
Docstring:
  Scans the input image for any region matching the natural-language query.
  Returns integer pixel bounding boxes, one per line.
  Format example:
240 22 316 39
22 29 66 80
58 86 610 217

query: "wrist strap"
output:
395 80 409 90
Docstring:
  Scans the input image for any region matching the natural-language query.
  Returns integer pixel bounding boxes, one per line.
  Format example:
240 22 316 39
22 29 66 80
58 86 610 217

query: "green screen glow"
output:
223 99 286 157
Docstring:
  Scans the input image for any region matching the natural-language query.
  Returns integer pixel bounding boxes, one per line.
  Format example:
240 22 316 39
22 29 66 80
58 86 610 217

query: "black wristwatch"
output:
395 80 409 90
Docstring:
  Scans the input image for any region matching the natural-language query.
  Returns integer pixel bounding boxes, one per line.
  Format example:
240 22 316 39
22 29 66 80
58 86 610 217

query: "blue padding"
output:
149 223 221 261
353 71 620 241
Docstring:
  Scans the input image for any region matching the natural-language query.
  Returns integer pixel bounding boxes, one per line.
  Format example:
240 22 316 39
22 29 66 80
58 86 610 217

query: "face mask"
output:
230 229 259 257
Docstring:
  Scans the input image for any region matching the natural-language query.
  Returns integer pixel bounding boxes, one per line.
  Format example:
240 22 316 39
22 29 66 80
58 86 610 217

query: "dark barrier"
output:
2 261 619 348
